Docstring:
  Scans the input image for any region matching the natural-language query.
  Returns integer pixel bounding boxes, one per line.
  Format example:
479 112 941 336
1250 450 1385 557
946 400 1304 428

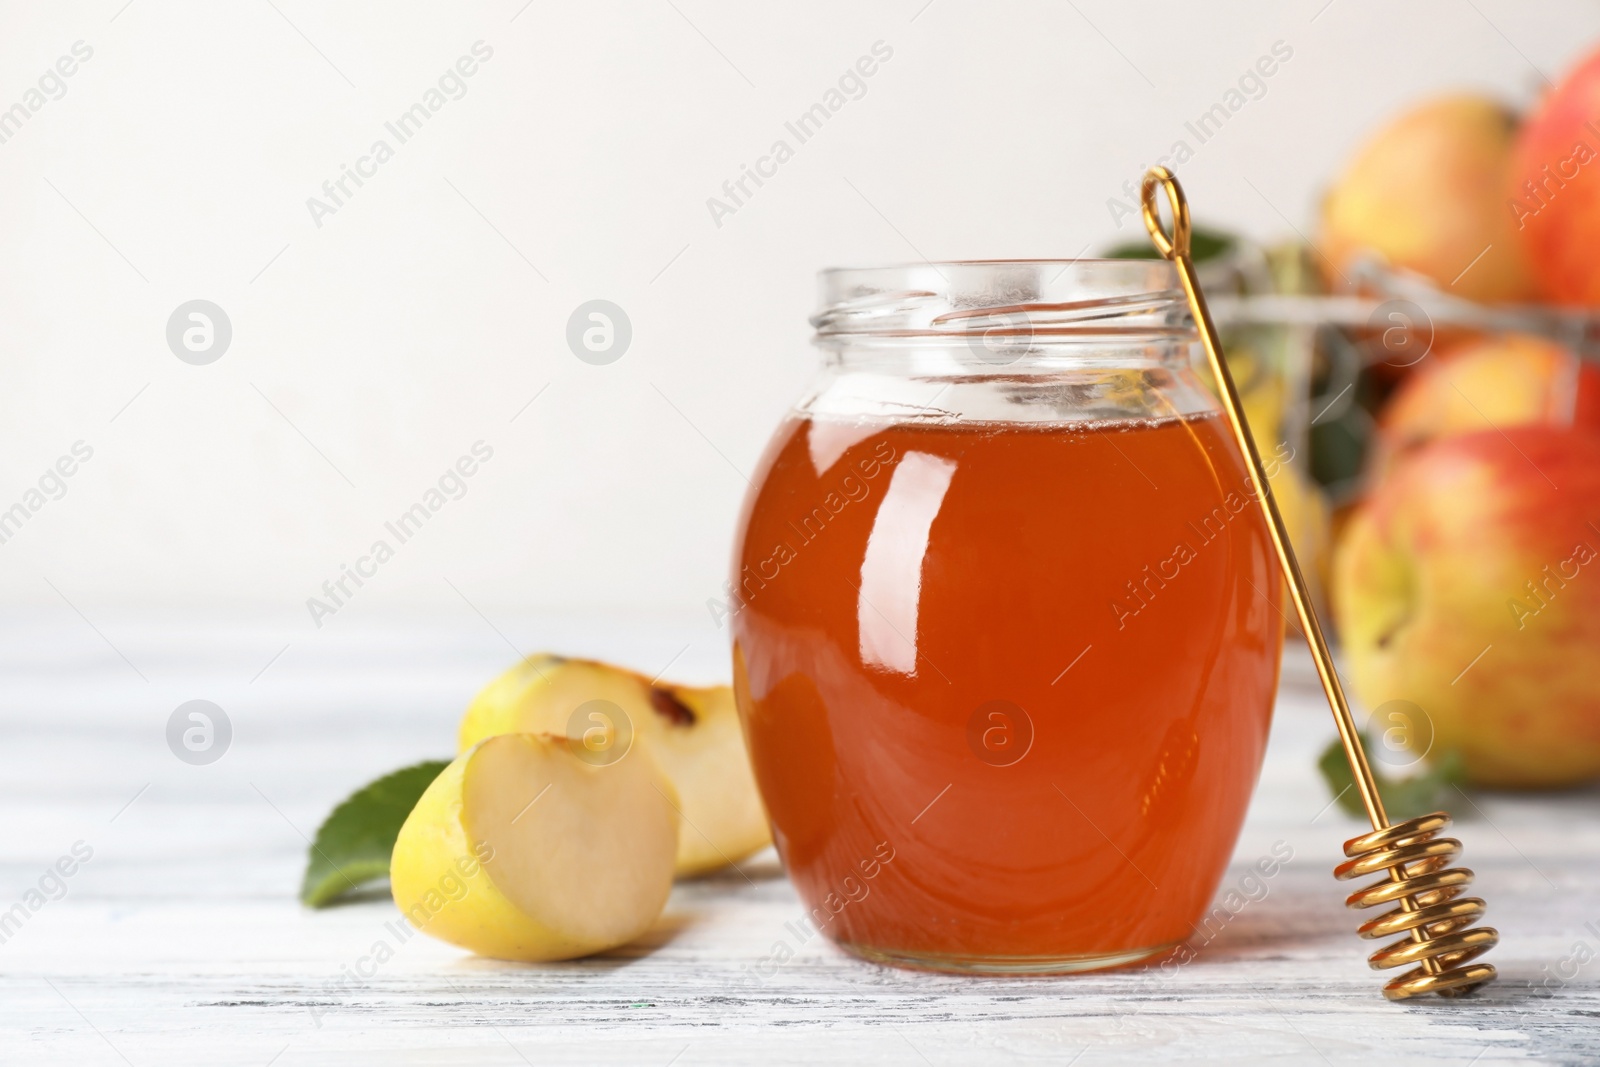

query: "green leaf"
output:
300 759 450 907
1316 735 1466 824
1101 224 1238 263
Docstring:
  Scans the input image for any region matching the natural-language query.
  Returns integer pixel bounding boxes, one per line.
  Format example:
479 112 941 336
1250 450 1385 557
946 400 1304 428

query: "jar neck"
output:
812 259 1196 372
803 260 1213 426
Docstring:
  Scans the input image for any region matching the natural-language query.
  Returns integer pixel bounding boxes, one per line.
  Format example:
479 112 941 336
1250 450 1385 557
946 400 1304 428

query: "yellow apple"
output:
390 732 678 961
1334 426 1600 786
1236 353 1331 617
458 655 771 876
1322 95 1537 303
1376 334 1600 473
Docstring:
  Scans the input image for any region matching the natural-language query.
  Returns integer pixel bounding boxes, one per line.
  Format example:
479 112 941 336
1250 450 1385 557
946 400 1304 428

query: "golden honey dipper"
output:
1139 167 1499 1000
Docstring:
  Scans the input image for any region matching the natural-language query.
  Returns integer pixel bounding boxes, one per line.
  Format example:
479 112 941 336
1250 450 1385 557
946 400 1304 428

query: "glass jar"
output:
729 260 1284 974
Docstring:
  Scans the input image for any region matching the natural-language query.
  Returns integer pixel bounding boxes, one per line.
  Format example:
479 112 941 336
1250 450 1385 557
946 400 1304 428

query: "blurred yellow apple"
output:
1376 334 1600 473
1235 346 1331 615
1322 94 1536 303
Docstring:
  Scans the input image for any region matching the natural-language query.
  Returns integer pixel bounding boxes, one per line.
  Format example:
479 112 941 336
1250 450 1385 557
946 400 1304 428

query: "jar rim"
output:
812 258 1192 344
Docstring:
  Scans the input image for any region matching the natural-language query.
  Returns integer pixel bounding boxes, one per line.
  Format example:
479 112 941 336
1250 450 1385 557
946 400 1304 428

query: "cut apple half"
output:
458 654 772 877
391 732 678 961
642 679 771 875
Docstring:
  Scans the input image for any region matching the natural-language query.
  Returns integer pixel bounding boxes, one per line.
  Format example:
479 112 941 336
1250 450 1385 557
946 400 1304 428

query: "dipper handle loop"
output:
1139 169 1190 260
1138 166 1497 1001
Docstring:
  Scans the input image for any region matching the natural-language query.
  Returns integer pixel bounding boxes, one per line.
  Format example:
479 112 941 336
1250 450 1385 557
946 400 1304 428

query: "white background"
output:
0 0 1595 658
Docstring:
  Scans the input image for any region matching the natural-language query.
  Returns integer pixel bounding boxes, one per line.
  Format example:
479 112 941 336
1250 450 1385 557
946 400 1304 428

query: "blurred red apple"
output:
1375 334 1600 468
1323 95 1537 304
1335 426 1600 787
1511 46 1600 305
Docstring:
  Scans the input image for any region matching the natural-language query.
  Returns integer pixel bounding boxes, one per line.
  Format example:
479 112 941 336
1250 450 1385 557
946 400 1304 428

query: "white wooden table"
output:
2 615 1596 1065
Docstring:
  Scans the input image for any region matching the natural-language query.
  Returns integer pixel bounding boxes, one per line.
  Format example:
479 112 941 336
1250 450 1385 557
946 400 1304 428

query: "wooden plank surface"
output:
0 616 1595 1065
